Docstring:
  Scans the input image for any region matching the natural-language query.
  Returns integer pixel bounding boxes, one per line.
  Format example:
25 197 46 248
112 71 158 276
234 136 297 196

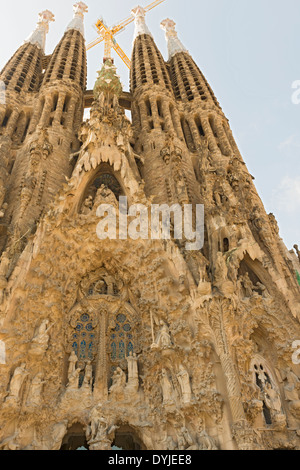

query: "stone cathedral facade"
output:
0 2 300 451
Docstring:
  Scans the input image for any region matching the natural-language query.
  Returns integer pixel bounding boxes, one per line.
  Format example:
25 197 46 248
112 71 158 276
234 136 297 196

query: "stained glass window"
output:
72 313 96 362
110 313 133 362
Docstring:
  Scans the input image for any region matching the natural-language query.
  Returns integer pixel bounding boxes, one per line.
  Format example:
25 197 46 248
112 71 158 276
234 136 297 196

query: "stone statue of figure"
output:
67 367 81 390
176 365 192 404
68 351 78 378
174 171 189 205
160 368 174 405
176 427 195 450
152 320 172 350
30 319 52 355
126 352 139 393
254 281 269 299
109 367 126 396
241 272 255 297
88 406 118 450
264 383 282 415
93 184 117 210
88 404 104 442
284 368 300 402
81 195 93 215
6 363 28 402
27 372 46 407
82 360 93 390
199 430 218 450
50 421 68 451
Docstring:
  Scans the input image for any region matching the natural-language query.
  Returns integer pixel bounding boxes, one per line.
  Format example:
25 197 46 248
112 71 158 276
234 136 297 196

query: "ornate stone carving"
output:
176 365 192 404
6 363 28 403
29 319 52 357
26 372 46 407
151 320 173 351
0 7 299 452
109 367 126 398
126 351 139 393
160 368 175 405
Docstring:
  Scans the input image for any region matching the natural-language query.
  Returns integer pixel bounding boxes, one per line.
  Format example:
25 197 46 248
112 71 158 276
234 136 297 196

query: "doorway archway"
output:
60 423 89 451
112 425 146 450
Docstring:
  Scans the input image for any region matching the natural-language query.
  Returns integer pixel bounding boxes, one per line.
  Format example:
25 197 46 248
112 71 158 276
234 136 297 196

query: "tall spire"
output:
131 6 152 39
93 60 123 100
24 10 55 51
160 19 188 60
66 2 88 37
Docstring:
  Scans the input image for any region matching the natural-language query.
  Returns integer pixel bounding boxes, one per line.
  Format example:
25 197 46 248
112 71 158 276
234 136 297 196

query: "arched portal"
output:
112 425 146 450
78 163 124 215
82 164 123 202
60 423 89 451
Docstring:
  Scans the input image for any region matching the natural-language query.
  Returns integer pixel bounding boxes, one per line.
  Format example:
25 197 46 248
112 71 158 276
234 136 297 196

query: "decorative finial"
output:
73 2 88 18
131 5 152 39
66 2 88 36
24 10 55 51
93 59 123 100
160 18 188 60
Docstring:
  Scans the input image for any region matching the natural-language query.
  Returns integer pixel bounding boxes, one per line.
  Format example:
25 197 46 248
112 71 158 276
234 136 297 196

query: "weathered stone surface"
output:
0 5 299 452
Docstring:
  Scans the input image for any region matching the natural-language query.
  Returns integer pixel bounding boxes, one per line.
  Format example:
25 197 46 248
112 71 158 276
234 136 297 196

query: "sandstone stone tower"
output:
0 3 300 451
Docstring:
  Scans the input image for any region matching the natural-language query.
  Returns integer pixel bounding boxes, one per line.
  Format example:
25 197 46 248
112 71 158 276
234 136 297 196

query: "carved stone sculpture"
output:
0 6 299 452
6 363 28 403
241 272 255 298
67 368 81 391
82 360 93 390
126 352 139 393
160 368 174 405
152 320 172 350
176 365 192 404
50 421 68 451
198 430 218 450
109 367 126 397
27 372 45 407
29 319 52 356
68 351 78 378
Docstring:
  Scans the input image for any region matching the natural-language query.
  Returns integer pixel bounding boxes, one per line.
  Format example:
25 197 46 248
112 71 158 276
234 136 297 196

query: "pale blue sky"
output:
0 0 299 250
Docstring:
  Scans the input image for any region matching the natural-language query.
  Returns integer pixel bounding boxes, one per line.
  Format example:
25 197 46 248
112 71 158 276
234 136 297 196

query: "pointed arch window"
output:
79 169 123 214
110 313 134 363
71 312 98 365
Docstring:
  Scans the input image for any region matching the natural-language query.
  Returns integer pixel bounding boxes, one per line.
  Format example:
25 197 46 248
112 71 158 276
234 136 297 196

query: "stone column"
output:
202 116 219 154
161 100 173 133
65 95 78 129
53 92 67 126
6 109 20 138
208 298 254 450
94 309 108 401
149 96 161 130
40 95 53 127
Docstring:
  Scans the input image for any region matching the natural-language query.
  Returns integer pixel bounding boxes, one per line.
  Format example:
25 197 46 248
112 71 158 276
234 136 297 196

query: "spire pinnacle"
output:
131 6 152 39
66 2 88 36
160 19 188 60
93 59 123 100
24 10 55 51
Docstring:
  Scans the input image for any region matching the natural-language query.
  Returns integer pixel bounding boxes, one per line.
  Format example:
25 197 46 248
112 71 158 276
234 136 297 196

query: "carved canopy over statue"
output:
79 266 123 299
